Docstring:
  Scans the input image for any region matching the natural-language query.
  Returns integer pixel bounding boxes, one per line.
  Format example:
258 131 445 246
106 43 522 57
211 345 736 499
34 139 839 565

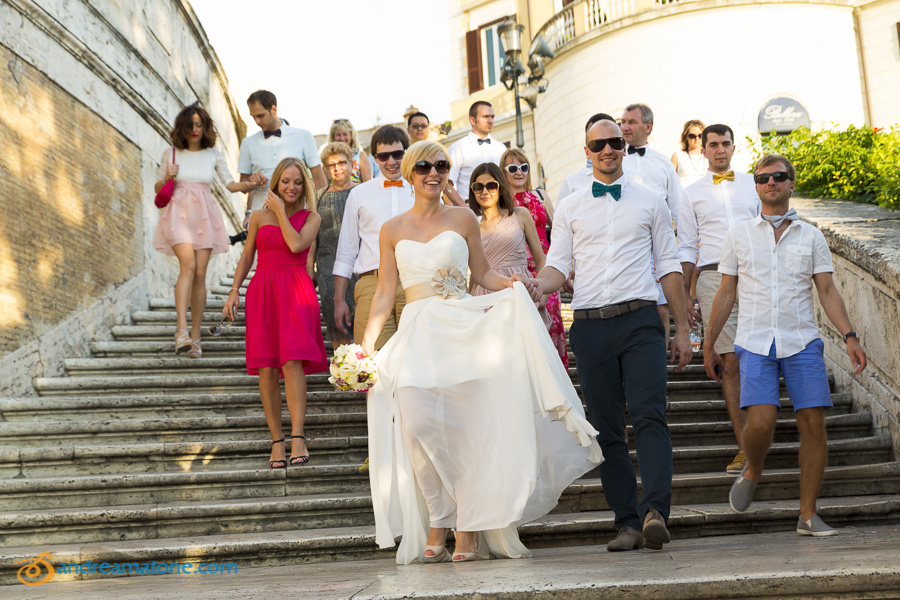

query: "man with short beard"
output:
532 119 692 552
333 125 412 350
678 124 760 475
705 154 867 537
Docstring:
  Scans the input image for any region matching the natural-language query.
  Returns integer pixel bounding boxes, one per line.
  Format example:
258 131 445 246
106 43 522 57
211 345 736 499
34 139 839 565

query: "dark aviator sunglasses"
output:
753 171 791 184
471 181 500 194
587 137 626 152
374 150 406 162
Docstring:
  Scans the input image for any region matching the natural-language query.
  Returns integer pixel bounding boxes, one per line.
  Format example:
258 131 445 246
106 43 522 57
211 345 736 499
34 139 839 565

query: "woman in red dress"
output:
500 149 568 368
224 158 327 468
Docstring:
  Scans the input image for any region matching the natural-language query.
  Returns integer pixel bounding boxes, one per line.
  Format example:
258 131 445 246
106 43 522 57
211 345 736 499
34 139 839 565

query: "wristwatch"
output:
843 331 858 343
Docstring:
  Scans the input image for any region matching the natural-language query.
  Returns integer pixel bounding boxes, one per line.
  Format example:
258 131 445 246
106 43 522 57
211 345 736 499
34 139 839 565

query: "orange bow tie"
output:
713 171 735 185
383 180 403 188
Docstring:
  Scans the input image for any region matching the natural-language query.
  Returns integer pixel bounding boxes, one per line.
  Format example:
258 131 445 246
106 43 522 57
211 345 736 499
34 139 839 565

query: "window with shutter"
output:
466 29 483 94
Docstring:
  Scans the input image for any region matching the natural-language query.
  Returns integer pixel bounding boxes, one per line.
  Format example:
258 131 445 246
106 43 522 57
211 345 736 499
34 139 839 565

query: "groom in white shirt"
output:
333 125 413 349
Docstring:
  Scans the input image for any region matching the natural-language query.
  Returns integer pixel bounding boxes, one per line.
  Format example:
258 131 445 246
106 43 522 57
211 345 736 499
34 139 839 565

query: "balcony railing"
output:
538 0 690 52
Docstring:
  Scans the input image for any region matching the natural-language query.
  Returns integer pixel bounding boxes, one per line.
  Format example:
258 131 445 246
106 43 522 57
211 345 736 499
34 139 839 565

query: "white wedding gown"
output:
368 230 603 564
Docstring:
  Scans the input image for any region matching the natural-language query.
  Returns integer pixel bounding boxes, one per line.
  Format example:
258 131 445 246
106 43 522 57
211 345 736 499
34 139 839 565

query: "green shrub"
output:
747 125 900 211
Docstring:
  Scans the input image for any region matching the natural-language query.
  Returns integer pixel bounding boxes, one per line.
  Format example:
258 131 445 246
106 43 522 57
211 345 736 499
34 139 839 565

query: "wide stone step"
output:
0 388 353 421
1 494 897 585
0 413 368 454
32 374 334 396
664 392 853 424
1 463 896 549
130 311 249 326
0 436 889 510
0 391 366 422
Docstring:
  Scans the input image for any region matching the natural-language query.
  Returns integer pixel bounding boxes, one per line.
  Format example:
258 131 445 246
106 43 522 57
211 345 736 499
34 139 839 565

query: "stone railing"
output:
537 0 696 51
792 197 900 459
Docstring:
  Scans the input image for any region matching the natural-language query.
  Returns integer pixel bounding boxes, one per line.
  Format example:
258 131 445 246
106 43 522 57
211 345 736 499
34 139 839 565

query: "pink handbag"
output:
154 147 176 208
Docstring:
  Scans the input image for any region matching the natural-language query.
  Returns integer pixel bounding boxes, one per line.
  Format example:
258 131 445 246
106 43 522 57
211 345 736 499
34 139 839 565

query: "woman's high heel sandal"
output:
422 545 450 563
187 338 202 358
289 435 310 465
269 439 286 469
451 551 477 563
174 329 191 355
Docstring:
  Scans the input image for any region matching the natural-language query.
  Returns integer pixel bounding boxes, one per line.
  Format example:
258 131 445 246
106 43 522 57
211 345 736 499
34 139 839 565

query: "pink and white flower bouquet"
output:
328 344 378 392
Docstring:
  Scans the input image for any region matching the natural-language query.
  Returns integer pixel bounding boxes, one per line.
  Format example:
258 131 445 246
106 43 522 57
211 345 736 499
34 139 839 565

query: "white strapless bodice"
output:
395 230 469 290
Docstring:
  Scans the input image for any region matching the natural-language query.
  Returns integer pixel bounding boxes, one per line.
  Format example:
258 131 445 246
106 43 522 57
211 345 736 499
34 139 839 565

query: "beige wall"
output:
0 0 245 395
857 0 900 128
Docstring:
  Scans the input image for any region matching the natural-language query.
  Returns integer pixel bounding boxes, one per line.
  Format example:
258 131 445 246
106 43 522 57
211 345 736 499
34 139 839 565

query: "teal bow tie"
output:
592 182 622 201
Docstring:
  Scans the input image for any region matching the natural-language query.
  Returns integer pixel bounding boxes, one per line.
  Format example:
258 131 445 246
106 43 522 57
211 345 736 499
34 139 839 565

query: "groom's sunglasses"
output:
587 137 626 153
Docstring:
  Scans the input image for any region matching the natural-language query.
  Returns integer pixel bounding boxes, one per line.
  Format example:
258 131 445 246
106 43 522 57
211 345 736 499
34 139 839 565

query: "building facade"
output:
447 0 900 199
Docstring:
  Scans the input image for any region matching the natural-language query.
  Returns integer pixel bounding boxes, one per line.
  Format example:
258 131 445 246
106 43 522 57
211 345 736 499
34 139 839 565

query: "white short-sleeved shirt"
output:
623 145 681 228
238 125 321 210
546 175 682 310
719 215 834 358
448 132 506 201
678 171 760 267
332 176 415 278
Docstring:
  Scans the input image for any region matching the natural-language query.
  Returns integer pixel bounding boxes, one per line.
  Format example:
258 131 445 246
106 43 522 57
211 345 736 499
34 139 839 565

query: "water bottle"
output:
690 299 702 353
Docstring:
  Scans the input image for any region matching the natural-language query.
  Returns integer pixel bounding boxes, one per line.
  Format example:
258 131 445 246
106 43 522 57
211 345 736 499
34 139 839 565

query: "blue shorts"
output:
734 339 832 411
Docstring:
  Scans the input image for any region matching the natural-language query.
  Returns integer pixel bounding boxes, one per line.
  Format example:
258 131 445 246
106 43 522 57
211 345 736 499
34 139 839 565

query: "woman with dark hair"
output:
223 157 327 468
467 163 546 309
500 149 568 367
153 104 263 357
671 119 708 188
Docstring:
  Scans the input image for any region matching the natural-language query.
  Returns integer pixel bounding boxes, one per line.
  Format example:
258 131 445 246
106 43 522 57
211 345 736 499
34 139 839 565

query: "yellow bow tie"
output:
713 171 735 185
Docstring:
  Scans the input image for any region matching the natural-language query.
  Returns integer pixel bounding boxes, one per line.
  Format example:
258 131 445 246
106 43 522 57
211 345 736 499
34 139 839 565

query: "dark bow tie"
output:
627 146 646 156
592 182 622 201
263 129 282 139
477 138 490 145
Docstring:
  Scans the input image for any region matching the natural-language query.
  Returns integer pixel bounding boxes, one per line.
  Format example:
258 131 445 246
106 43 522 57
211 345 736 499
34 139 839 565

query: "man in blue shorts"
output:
703 154 867 537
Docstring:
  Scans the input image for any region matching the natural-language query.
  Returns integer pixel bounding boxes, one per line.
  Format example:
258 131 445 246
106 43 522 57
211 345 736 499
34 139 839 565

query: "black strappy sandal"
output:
289 435 310 465
269 438 287 469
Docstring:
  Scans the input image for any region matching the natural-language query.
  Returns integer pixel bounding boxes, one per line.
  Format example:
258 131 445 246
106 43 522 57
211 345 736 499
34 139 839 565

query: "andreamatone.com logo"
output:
14 552 237 586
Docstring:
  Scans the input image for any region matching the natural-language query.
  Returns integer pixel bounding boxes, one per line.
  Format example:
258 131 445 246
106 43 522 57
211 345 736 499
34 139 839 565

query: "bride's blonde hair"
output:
400 141 451 185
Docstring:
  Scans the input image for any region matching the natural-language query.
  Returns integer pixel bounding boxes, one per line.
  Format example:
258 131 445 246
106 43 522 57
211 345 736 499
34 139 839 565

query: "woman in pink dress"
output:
223 158 327 468
154 104 263 357
500 149 568 367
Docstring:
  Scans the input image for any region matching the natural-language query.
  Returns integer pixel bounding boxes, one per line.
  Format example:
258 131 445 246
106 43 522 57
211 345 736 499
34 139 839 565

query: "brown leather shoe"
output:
642 508 671 550
607 525 643 552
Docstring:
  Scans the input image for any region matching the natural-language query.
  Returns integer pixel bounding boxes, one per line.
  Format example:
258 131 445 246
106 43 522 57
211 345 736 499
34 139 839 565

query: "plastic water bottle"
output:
690 299 702 353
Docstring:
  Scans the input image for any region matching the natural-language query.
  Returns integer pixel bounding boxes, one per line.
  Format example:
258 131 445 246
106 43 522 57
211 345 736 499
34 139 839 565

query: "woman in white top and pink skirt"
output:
153 104 263 357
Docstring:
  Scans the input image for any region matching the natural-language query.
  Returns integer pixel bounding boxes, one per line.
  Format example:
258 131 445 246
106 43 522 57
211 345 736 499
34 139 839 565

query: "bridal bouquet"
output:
329 344 378 392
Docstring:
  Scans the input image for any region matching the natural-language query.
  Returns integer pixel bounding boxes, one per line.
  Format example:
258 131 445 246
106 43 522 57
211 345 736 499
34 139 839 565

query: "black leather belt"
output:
573 299 656 320
698 263 719 272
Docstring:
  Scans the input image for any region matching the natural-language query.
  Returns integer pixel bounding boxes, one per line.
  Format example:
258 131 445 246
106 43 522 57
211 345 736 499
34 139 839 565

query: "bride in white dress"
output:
362 141 603 565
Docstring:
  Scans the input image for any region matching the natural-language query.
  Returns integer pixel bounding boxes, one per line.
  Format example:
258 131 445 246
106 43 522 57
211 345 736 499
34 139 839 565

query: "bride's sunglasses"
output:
505 163 529 174
413 160 451 175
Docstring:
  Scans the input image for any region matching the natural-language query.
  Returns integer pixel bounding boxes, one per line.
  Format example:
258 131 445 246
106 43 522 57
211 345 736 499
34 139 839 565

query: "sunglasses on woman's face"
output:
587 137 626 152
413 160 451 175
753 171 791 184
374 150 406 162
471 181 500 194
687 133 702 140
505 163 529 174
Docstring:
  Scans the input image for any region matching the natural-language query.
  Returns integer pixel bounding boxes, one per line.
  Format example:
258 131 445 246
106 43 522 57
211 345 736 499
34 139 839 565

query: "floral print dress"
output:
514 190 568 367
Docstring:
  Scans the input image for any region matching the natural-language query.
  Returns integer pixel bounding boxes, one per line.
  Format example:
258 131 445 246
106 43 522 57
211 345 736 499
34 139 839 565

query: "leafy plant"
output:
747 125 900 211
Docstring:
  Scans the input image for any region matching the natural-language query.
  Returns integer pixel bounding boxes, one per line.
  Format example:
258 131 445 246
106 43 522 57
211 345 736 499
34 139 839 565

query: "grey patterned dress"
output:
316 187 357 346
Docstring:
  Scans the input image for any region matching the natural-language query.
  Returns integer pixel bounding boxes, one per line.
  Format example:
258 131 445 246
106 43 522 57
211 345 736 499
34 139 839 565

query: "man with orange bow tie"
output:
333 125 413 349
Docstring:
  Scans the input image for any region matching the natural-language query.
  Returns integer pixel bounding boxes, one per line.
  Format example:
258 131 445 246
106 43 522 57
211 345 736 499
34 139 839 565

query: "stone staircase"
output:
1 276 899 585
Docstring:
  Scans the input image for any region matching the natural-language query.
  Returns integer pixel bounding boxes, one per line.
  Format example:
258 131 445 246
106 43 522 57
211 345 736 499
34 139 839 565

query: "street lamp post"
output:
497 20 555 150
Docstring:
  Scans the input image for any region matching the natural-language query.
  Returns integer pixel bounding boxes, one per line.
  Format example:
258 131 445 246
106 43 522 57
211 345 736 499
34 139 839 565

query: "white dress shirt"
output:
719 216 833 358
558 166 593 203
332 176 415 278
448 132 506 201
546 175 682 310
623 145 681 228
678 170 761 267
238 125 322 210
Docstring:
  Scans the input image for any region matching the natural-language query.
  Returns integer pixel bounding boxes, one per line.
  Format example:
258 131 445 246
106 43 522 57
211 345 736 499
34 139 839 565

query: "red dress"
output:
514 190 568 368
245 210 327 377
